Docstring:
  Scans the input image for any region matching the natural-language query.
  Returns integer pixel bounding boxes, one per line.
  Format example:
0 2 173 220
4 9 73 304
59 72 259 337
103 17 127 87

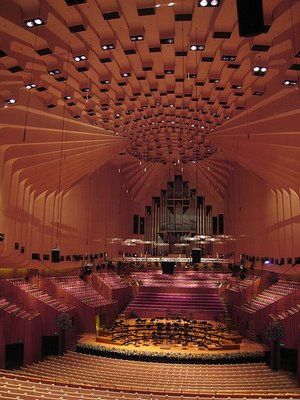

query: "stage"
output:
78 318 267 360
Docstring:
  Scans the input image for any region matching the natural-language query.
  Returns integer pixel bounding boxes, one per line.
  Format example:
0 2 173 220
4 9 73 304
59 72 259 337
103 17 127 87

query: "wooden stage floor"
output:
78 333 266 358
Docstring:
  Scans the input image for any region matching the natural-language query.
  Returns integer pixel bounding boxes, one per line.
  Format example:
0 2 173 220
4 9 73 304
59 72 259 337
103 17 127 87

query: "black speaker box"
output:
51 248 60 263
161 261 175 274
192 249 201 263
236 0 265 37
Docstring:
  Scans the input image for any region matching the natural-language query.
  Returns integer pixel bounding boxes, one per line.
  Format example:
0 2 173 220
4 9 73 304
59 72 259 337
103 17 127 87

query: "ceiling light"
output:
63 95 72 100
25 17 45 28
231 84 242 90
190 44 205 51
74 55 87 62
48 69 61 75
282 79 297 86
25 83 37 90
160 38 174 44
130 35 144 41
101 44 115 50
168 2 175 6
252 66 268 76
155 4 161 7
199 0 220 6
121 72 131 77
5 98 16 104
100 80 110 84
225 116 231 120
221 55 236 61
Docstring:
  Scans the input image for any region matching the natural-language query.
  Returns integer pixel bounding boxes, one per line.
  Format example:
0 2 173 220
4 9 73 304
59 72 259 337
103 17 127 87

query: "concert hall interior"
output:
0 0 299 399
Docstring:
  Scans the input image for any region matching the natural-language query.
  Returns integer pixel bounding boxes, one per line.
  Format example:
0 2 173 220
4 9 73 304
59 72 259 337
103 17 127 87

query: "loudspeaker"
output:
236 0 265 37
192 249 201 263
161 261 175 274
133 214 139 234
51 248 60 263
212 216 218 235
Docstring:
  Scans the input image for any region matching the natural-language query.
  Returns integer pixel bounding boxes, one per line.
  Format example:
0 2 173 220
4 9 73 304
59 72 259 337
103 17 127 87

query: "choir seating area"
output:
8 351 299 395
125 292 226 320
239 281 300 314
133 272 229 289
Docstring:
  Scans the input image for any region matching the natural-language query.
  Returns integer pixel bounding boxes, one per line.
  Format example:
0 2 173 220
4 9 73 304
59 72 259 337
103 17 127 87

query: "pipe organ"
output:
144 175 221 256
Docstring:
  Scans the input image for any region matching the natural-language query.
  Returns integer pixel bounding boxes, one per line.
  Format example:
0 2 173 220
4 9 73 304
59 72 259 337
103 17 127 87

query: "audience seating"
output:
9 279 72 312
228 277 257 292
49 277 112 308
9 351 299 396
275 304 300 320
240 281 300 314
0 372 299 400
0 297 35 320
97 272 129 289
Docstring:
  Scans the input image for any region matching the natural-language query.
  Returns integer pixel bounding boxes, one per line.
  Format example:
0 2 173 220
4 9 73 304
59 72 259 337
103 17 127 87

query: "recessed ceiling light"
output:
168 2 175 6
25 17 45 28
282 79 297 86
190 44 205 51
121 72 131 77
199 0 220 6
130 35 144 41
25 83 37 90
74 55 87 62
5 98 16 104
48 69 61 75
101 44 115 50
253 66 268 76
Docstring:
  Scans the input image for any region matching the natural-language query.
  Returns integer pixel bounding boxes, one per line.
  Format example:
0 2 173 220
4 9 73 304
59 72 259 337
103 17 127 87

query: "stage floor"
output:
78 332 267 358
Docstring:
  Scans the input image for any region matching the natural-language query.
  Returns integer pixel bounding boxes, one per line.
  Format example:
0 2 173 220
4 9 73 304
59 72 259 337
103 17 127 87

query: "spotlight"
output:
199 0 220 6
25 83 37 90
165 69 174 74
210 78 220 83
100 80 110 84
130 35 144 41
63 95 72 100
225 116 231 120
48 69 61 76
74 55 87 62
101 44 115 50
252 66 268 76
282 79 297 87
121 72 131 77
190 44 205 51
25 17 45 28
168 2 175 5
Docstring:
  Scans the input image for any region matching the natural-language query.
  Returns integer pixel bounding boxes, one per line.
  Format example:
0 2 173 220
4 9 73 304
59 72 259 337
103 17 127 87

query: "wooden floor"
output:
79 318 267 357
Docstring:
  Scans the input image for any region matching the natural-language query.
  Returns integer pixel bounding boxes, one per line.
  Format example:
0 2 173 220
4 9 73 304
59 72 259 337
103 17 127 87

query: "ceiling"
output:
0 0 299 203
